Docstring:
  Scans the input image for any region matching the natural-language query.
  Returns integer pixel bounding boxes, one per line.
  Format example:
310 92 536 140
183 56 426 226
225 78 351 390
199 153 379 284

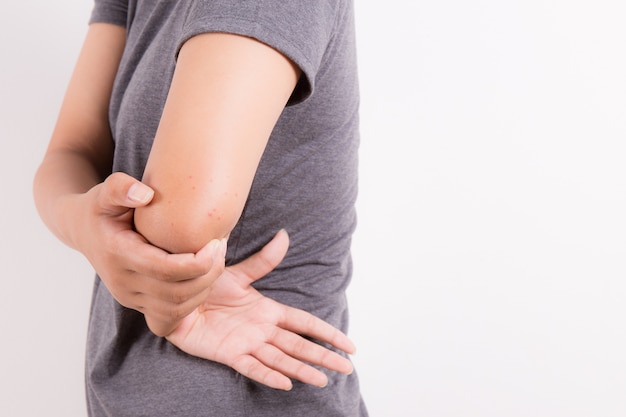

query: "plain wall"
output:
1 1 625 416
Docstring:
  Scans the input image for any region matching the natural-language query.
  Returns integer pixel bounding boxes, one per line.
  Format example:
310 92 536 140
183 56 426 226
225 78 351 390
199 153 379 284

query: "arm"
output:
134 33 356 390
35 28 355 387
33 23 122 244
134 33 300 254
33 24 226 336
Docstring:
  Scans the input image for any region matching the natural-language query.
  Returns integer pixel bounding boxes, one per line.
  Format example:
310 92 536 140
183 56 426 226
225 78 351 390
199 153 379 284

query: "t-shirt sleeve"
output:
178 0 340 104
89 0 128 27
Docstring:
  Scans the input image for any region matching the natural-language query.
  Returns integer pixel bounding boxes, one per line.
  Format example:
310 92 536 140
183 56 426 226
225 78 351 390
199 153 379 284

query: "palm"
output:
169 268 282 364
165 231 355 391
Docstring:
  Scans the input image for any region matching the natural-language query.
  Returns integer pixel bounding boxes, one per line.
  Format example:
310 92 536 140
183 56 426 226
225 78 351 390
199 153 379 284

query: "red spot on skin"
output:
192 186 196 190
188 176 193 180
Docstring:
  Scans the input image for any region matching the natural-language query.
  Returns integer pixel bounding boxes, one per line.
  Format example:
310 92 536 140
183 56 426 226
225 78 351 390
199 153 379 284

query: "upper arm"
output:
46 23 126 180
134 33 300 254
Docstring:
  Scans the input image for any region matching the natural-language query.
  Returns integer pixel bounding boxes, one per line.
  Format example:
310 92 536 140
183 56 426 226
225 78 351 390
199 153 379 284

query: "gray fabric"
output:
86 1 365 416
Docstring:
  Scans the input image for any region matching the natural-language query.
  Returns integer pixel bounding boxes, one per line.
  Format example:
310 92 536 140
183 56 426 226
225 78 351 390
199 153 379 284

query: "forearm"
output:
33 23 228 338
33 150 105 249
35 23 124 250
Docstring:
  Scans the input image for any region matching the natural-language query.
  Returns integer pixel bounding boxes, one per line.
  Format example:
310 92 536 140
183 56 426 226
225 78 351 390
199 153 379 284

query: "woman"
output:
34 0 366 415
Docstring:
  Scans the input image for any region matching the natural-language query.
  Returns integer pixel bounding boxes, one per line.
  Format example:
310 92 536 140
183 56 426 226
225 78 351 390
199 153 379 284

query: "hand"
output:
166 230 356 391
74 172 228 336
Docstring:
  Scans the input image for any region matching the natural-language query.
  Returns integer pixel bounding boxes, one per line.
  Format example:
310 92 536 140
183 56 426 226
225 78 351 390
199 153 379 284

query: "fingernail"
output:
207 239 221 261
128 182 153 203
220 238 228 258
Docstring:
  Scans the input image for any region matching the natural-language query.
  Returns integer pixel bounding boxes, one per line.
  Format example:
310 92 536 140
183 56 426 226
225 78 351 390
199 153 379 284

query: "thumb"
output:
127 182 154 205
99 172 155 213
231 229 290 285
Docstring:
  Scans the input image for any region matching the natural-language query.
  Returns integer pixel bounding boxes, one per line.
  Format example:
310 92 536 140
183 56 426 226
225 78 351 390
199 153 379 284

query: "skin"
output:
135 32 300 255
134 32 301 335
33 23 354 391
167 229 355 391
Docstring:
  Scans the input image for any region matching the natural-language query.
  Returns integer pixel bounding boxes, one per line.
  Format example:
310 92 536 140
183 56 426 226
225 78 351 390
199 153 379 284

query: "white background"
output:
1 1 625 416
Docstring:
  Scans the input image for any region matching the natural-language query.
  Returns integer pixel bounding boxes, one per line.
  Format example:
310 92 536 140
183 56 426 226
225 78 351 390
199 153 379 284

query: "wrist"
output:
49 192 90 251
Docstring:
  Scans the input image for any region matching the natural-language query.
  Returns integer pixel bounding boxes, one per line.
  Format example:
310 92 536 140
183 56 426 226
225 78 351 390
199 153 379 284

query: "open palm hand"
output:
166 230 355 391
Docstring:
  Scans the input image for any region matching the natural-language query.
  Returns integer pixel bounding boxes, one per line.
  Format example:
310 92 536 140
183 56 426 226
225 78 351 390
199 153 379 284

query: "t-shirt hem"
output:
89 6 127 27
178 16 318 105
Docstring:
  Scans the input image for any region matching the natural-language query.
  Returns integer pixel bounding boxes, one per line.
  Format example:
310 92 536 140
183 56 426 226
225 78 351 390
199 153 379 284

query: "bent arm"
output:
134 33 300 254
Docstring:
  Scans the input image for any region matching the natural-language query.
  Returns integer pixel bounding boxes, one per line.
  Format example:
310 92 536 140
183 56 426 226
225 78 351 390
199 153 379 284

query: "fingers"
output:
227 305 355 390
277 306 356 355
269 328 353 376
135 276 212 316
230 229 290 285
105 236 226 330
230 332 352 390
118 232 226 282
230 354 293 391
254 343 328 387
129 270 220 337
98 172 154 213
120 241 227 319
232 343 328 390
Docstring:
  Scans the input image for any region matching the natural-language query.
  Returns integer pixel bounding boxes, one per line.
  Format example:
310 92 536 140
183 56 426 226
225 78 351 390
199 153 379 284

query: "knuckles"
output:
168 287 194 306
164 303 191 321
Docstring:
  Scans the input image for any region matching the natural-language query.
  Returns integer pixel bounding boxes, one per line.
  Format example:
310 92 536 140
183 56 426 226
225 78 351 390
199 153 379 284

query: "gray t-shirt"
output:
87 1 365 416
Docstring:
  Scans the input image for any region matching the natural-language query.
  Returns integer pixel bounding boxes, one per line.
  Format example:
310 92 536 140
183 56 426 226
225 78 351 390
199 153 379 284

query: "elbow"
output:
134 195 239 254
